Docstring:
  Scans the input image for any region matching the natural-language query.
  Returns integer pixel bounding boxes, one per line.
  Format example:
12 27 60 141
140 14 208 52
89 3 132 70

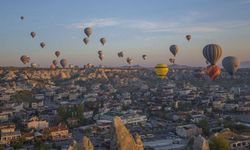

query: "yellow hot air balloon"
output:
154 64 169 79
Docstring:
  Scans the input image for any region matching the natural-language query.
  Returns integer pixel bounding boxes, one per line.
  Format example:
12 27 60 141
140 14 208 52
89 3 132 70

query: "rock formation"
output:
110 116 144 150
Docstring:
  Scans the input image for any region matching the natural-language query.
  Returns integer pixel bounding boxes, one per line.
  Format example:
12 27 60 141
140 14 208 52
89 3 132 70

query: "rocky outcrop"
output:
193 135 210 150
111 116 144 150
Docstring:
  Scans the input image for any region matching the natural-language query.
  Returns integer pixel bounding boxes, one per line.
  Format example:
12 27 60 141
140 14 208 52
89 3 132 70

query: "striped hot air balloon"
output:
203 44 223 65
169 45 179 57
154 64 169 79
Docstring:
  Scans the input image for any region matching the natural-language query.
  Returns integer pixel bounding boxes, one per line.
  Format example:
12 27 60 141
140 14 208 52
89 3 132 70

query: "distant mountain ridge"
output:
169 64 192 68
241 61 250 68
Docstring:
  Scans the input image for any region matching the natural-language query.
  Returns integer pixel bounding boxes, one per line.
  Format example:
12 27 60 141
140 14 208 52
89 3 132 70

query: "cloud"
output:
67 16 250 34
67 18 120 29
241 0 250 4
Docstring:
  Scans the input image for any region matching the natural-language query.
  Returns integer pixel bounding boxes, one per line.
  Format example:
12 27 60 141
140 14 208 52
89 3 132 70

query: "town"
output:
0 66 249 150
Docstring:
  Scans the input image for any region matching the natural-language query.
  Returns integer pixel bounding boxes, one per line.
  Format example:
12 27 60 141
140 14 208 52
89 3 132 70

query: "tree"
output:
11 136 25 149
35 143 51 150
57 106 67 122
209 134 230 150
11 90 35 102
197 119 210 136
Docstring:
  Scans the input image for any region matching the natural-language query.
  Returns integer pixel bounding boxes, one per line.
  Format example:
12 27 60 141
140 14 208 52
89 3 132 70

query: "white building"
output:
176 124 202 138
27 116 49 130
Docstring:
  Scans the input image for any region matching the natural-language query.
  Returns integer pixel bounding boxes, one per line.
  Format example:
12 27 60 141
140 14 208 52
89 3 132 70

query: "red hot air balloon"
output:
206 65 221 81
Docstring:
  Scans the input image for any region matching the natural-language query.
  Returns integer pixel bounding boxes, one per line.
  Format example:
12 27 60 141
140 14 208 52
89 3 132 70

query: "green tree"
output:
35 143 51 150
76 104 84 123
11 136 25 149
197 119 209 136
209 134 230 150
11 90 35 102
57 106 67 122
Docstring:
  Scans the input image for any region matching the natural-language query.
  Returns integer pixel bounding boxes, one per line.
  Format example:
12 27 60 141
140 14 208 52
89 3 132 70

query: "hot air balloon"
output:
154 64 169 79
100 38 106 45
203 44 223 65
20 55 30 64
186 35 191 42
31 63 38 68
60 59 68 68
169 58 175 64
30 32 36 38
206 65 221 81
52 60 58 66
222 56 240 76
120 52 124 57
142 55 147 60
50 64 56 69
98 51 103 55
84 27 93 37
118 52 124 58
169 45 179 57
20 16 24 20
69 64 74 69
83 38 89 45
40 42 45 48
99 54 104 61
55 51 60 58
126 57 132 65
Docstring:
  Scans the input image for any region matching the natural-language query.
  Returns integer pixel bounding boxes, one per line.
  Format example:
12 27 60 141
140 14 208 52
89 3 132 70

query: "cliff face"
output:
193 135 210 150
67 116 144 150
111 116 144 150
68 136 94 150
83 136 94 150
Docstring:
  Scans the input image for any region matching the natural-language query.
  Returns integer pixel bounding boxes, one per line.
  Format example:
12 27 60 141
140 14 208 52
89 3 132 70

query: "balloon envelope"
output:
99 54 104 61
83 38 89 45
126 57 132 64
55 51 60 57
40 42 45 48
222 56 240 76
84 27 93 37
20 55 30 64
100 38 106 45
186 35 191 41
169 45 179 57
30 32 36 38
60 59 68 68
154 64 169 79
169 58 175 64
50 64 56 69
203 44 223 65
98 51 103 55
52 60 58 66
118 52 124 58
31 63 38 68
206 65 221 81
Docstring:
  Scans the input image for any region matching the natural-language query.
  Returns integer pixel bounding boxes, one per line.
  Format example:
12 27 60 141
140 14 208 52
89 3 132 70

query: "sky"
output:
0 0 250 67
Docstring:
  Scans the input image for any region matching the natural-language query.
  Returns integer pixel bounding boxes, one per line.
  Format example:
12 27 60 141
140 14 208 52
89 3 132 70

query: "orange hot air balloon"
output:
206 65 221 81
50 64 56 69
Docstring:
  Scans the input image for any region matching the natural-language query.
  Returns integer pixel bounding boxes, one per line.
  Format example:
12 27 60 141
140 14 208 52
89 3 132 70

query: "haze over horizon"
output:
0 0 250 67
